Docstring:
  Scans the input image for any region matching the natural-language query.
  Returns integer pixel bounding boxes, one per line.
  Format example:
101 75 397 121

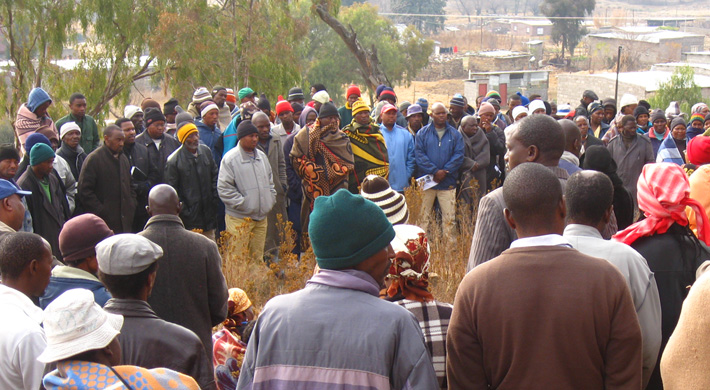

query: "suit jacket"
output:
78 145 136 233
135 131 181 184
467 165 569 271
18 170 70 259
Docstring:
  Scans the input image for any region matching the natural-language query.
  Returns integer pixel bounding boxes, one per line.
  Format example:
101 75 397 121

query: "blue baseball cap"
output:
0 179 31 200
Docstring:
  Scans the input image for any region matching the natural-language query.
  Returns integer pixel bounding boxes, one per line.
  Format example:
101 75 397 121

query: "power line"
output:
378 12 708 20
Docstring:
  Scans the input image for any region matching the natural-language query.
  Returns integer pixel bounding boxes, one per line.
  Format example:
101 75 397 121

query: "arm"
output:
394 316 439 390
446 279 489 390
645 142 655 164
474 136 490 171
206 241 229 326
414 130 438 175
405 133 416 180
637 275 662 388
466 192 514 271
91 119 100 151
443 130 465 173
217 157 246 210
17 331 46 390
77 157 104 216
604 281 643 390
277 140 287 191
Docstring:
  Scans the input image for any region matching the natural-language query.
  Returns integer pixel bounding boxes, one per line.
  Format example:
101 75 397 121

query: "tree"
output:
390 0 446 34
308 2 433 101
649 65 703 115
541 0 594 61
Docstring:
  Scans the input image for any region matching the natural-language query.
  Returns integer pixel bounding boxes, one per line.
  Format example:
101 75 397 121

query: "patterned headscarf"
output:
613 163 710 246
386 225 434 302
222 288 252 335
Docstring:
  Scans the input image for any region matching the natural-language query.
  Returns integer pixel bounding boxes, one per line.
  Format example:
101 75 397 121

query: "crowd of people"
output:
1 81 710 390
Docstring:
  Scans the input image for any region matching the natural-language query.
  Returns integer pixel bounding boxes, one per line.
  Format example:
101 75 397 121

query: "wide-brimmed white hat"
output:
38 288 123 363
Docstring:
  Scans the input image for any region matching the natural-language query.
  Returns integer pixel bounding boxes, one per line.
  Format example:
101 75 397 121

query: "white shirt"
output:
564 223 662 388
509 234 571 249
0 284 46 390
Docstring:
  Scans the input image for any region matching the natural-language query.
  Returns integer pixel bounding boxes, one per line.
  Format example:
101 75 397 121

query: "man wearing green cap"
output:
18 143 70 259
237 188 438 390
238 87 256 105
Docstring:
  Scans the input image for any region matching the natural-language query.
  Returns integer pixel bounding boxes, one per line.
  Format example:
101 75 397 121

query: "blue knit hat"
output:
516 92 529 107
309 189 395 270
25 133 52 156
27 87 52 113
30 143 55 166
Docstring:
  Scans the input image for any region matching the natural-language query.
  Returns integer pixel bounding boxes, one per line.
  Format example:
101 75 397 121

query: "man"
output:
15 87 58 154
342 99 389 193
97 233 215 390
311 90 330 113
448 95 466 129
237 189 438 390
163 97 179 136
124 105 144 134
448 163 642 389
378 87 408 127
607 112 654 207
559 119 583 175
139 185 228 358
0 145 33 232
505 93 522 124
18 143 70 259
406 103 425 136
478 102 506 190
39 288 201 389
338 84 361 129
0 179 29 236
602 94 639 144
290 103 354 242
563 170 662 387
253 112 287 257
575 89 598 119
188 87 212 118
238 87 257 105
458 115 489 205
287 87 305 106
56 93 100 153
588 102 610 140
167 122 220 240
467 115 569 271
602 97 617 126
78 125 137 233
0 233 53 390
56 122 87 182
195 100 223 164
40 214 113 309
576 115 603 155
415 102 464 234
380 103 415 192
30 128 77 214
135 107 181 183
219 120 276 260
226 88 237 112
116 118 157 232
272 98 300 147
212 86 232 130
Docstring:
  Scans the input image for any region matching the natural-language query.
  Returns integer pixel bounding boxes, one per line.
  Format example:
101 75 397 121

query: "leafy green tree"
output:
390 0 446 34
541 0 594 60
649 65 703 114
306 3 433 102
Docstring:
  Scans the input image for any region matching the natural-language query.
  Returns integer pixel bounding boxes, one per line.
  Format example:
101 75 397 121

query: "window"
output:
537 27 543 35
526 27 530 33
513 25 518 31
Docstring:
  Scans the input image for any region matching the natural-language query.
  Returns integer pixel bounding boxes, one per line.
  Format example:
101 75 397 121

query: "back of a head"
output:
565 171 613 227
503 163 562 229
0 232 47 280
516 115 565 163
147 184 180 216
559 119 581 150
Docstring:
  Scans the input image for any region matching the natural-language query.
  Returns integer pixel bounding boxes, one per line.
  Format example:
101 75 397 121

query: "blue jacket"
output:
222 114 242 158
415 123 465 190
39 266 111 309
381 124 415 192
196 120 222 164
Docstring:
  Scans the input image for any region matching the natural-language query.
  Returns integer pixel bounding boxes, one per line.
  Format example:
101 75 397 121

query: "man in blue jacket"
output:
415 102 464 234
380 104 415 192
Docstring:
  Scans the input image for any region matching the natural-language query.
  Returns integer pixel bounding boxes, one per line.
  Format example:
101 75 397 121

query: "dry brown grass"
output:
219 182 480 309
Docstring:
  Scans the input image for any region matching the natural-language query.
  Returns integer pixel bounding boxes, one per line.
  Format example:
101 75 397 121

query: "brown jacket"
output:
78 145 136 233
448 245 643 390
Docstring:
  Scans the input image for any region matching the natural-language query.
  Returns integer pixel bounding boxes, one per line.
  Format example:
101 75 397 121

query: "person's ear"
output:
146 205 152 217
504 208 517 230
558 197 567 220
146 268 158 297
177 202 183 214
527 145 539 162
1 197 11 211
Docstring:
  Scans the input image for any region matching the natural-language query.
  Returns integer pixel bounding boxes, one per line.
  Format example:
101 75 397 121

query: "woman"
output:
657 117 688 165
613 163 710 390
213 288 256 390
298 105 317 129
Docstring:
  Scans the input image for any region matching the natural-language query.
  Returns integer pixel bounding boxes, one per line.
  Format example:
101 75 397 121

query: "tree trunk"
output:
314 2 390 92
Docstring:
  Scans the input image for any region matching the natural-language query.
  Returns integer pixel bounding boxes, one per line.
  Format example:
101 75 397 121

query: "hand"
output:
472 162 479 171
481 121 492 132
433 169 447 183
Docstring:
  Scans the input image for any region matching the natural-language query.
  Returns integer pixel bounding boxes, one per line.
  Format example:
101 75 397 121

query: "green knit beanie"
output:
30 143 55 166
309 189 395 270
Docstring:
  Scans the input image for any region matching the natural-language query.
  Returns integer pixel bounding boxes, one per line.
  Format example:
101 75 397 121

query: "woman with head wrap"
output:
686 136 710 238
383 224 452 389
613 162 710 390
298 105 317 129
212 288 256 390
581 145 634 231
15 87 58 154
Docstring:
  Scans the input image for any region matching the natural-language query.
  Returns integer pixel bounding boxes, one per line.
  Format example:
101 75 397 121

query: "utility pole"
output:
614 46 622 103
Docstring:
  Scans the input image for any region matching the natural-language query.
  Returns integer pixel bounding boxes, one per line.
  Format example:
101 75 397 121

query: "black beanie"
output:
0 144 20 162
163 98 179 116
650 109 666 123
144 107 166 127
633 105 649 119
318 102 339 119
237 120 258 140
257 94 271 111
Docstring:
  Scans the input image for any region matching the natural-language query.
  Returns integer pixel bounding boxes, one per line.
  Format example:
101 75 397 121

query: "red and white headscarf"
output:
613 163 710 245
386 225 434 302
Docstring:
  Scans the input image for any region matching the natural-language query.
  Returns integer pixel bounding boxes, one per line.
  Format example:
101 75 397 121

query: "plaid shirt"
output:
396 299 453 389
